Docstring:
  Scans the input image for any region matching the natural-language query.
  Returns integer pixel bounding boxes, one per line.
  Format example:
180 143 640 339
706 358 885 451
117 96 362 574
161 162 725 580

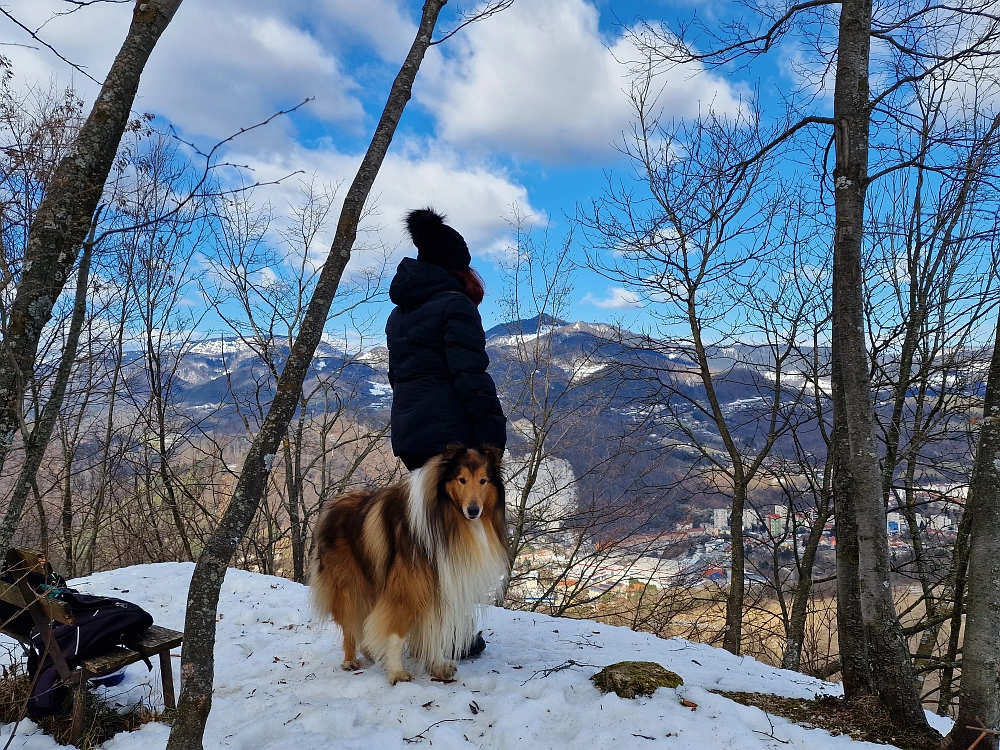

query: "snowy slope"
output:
1 564 953 749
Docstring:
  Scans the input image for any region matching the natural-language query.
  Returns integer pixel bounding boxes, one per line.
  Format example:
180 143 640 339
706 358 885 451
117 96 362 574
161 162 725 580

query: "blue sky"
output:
2 0 783 339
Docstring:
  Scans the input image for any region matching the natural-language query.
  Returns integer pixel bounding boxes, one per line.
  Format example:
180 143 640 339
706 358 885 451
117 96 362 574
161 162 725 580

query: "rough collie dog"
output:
310 444 509 685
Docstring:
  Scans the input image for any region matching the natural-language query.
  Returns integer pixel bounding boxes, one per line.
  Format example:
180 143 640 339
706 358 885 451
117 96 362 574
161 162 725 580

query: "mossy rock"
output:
590 661 683 699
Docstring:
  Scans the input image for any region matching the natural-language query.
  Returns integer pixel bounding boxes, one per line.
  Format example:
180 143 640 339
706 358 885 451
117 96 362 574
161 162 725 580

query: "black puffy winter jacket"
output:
385 258 507 468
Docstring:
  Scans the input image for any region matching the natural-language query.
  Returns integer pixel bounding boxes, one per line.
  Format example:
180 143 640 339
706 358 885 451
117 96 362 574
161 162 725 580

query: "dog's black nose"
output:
467 505 481 519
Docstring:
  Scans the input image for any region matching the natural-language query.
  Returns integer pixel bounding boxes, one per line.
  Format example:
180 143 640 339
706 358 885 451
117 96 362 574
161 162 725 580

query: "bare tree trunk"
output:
831 0 926 728
832 361 873 693
283 407 307 582
33 483 48 556
688 302 749 655
164 4 446 748
725 484 747 654
147 327 194 560
938 505 973 715
0 231 94 558
946 310 1000 750
61 442 75 576
780 331 834 672
782 483 831 671
0 0 184 562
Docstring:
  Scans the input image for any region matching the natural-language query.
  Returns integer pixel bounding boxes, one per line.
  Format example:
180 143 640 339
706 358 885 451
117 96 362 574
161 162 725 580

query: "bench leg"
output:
159 651 176 710
70 671 90 746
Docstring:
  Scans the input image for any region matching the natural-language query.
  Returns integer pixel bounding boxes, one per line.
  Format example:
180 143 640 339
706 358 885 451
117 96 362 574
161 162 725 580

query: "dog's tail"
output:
308 543 337 626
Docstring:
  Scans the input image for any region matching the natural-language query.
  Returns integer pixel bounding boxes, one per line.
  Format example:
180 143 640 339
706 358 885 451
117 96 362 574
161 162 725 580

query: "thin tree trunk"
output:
782 490 831 671
946 309 1000 750
147 328 194 560
164 5 447 748
782 326 834 672
725 484 747 654
284 406 307 582
937 505 973 715
687 299 748 654
831 0 927 728
283 435 302 579
0 231 94 561
33 482 48 556
61 444 74 576
0 0 184 564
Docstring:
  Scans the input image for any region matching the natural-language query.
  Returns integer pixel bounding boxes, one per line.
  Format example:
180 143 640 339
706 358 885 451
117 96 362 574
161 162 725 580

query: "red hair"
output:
451 266 485 306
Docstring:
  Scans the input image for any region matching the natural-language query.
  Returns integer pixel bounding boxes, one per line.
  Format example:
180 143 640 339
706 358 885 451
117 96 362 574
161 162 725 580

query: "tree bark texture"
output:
946 309 1000 750
831 0 927 728
0 0 184 559
164 4 447 749
832 344 873 694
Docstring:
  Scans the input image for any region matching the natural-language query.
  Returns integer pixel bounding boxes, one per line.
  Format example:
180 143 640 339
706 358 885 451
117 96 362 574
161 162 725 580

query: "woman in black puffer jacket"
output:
385 208 507 471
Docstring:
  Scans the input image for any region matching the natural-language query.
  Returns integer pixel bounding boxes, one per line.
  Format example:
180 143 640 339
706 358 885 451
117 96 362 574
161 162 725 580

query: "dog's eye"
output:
459 477 466 484
480 478 487 485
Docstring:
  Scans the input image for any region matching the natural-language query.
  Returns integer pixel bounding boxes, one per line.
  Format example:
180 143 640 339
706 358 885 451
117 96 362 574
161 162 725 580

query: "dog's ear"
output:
440 443 468 467
480 444 504 472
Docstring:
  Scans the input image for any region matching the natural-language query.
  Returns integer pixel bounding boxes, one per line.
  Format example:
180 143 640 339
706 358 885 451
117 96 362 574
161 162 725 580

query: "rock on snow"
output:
0 563 952 749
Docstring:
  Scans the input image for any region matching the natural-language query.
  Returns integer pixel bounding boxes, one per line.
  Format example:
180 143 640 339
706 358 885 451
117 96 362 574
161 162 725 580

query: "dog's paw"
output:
388 669 414 685
341 659 361 671
430 661 457 680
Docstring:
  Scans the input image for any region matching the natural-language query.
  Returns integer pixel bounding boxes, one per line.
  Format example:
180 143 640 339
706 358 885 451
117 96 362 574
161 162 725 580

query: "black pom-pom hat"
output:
405 208 471 271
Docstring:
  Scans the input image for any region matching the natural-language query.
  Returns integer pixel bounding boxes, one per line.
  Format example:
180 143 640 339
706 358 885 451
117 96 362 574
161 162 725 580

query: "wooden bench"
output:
0 549 182 744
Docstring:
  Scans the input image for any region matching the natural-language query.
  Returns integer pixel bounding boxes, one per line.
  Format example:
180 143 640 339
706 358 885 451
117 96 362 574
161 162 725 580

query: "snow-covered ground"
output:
1 563 953 749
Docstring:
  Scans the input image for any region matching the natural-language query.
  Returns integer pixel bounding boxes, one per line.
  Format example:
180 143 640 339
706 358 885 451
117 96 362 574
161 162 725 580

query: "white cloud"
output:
581 286 643 309
1 1 538 270
417 0 746 163
224 139 541 272
0 0 415 142
314 0 415 59
143 7 364 140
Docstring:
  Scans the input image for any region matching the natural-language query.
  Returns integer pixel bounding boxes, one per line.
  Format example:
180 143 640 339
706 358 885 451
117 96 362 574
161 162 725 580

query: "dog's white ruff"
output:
404 467 508 666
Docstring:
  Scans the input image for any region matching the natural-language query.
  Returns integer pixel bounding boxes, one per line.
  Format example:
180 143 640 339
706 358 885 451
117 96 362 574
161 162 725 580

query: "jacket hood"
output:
389 257 465 308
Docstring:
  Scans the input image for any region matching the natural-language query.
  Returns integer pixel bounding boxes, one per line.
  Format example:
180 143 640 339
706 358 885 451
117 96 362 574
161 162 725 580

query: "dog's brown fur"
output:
310 445 508 684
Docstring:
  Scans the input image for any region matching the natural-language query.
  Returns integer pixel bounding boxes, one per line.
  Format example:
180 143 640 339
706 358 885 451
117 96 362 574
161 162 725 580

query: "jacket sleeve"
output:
385 313 395 388
442 295 507 451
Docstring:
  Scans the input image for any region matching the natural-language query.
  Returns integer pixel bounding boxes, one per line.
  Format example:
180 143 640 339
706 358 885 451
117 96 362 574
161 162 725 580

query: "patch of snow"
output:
0 563 953 749
487 328 554 348
369 381 392 398
764 369 832 396
566 359 606 383
357 347 389 366
182 338 255 357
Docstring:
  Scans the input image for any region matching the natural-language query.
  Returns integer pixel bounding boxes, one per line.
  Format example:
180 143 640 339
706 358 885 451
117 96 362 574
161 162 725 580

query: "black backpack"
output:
27 591 153 719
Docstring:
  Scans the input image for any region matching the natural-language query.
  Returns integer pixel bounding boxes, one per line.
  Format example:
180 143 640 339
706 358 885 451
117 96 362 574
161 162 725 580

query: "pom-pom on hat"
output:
405 208 471 271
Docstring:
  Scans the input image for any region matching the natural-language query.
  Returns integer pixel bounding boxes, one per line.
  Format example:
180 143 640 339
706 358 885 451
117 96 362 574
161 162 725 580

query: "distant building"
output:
765 513 787 536
713 508 730 530
928 514 956 531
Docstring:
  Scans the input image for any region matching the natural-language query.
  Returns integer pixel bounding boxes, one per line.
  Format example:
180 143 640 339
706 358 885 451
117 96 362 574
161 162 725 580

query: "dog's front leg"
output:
428 657 457 681
384 634 413 685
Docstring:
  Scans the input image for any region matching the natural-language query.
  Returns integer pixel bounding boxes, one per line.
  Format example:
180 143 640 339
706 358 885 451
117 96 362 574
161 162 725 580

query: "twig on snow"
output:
752 710 790 744
521 659 597 686
403 718 473 744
